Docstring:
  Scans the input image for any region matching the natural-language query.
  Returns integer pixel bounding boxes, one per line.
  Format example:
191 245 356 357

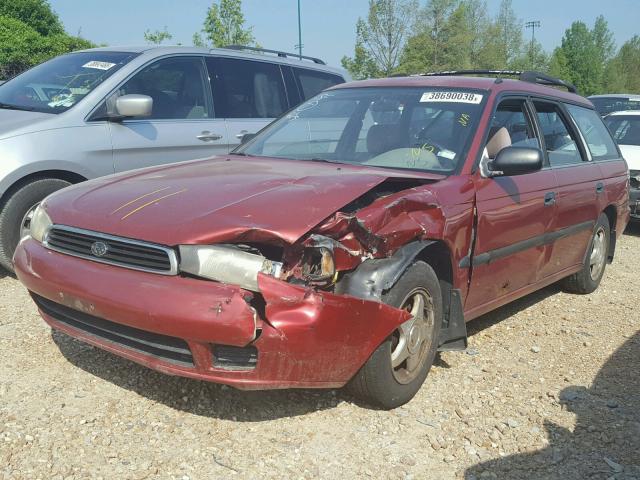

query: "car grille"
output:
32 294 194 367
44 225 178 275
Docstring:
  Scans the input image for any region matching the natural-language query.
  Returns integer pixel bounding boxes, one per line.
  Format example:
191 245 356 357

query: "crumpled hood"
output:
0 109 55 140
45 156 443 246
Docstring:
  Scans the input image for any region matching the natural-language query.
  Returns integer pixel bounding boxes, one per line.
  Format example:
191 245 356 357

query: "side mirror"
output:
115 94 153 118
240 133 256 144
489 146 543 176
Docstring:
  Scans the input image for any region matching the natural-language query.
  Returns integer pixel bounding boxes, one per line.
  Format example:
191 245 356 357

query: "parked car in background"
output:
589 94 640 117
605 111 640 220
0 45 347 271
15 71 629 408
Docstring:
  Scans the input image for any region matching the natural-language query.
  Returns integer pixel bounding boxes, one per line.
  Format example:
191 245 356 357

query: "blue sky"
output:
50 0 639 67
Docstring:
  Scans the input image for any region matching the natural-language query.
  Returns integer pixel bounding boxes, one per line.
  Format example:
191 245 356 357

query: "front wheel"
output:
347 261 442 409
561 213 610 294
0 178 71 272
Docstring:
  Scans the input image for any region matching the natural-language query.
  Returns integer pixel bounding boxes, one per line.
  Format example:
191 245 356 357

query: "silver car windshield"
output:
0 51 138 114
237 87 487 174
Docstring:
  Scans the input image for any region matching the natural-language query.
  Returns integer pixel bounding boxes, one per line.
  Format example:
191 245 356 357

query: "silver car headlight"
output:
29 204 53 243
179 245 283 292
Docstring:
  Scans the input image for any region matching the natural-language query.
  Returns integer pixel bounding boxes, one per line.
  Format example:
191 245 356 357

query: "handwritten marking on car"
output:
120 189 188 220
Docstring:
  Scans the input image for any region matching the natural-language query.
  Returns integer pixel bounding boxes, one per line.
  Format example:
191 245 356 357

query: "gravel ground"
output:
1 224 639 480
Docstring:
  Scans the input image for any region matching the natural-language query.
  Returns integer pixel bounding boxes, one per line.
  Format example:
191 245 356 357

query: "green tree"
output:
398 0 475 74
341 30 381 79
342 0 416 78
604 36 640 93
0 0 63 36
494 0 522 68
195 0 254 48
0 0 94 80
549 18 614 95
511 38 549 71
144 26 173 45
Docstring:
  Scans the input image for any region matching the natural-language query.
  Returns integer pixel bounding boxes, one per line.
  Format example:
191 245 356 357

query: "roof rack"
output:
418 70 578 94
221 45 326 65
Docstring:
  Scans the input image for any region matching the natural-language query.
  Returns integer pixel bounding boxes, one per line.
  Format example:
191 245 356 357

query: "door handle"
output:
197 131 223 142
544 191 556 206
596 182 604 194
235 130 250 139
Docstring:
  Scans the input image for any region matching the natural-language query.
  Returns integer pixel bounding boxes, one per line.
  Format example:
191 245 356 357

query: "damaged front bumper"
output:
14 238 409 390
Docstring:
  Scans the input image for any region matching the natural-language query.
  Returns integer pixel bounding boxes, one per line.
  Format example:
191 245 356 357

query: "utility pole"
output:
525 20 541 69
295 0 303 59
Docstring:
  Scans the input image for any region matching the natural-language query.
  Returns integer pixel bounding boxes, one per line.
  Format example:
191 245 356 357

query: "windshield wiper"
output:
229 152 247 156
0 102 35 112
308 157 347 165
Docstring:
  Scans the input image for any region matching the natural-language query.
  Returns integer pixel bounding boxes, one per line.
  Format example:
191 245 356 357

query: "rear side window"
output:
207 57 287 119
605 115 640 146
566 105 619 160
294 68 344 99
533 101 584 167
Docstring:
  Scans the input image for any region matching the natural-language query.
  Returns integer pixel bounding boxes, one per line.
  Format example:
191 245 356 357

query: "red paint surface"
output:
13 76 630 390
15 238 409 388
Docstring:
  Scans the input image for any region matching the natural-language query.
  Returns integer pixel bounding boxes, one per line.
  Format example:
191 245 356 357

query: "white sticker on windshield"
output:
82 61 116 71
420 91 483 104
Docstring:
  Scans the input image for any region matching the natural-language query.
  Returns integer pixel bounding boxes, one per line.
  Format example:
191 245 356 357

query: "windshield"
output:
605 115 640 146
0 51 138 114
590 96 640 116
237 87 487 174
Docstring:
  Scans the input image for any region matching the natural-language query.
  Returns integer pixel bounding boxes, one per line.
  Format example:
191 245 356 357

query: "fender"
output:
335 240 468 351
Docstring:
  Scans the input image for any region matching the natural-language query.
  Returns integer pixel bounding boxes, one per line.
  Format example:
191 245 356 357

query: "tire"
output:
561 213 610 295
0 178 71 272
347 261 442 409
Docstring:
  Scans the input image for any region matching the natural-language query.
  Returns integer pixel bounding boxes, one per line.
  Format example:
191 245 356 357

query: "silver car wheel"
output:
589 226 607 281
390 288 435 385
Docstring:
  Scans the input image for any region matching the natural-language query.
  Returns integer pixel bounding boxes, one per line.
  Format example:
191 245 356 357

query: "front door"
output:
466 97 557 317
110 56 229 173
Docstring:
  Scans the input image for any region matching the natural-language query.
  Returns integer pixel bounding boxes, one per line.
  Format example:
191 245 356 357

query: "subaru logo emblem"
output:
90 241 109 257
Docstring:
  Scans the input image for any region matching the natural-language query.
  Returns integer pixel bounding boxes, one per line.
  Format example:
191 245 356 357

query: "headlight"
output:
179 245 282 292
29 204 52 243
302 247 336 282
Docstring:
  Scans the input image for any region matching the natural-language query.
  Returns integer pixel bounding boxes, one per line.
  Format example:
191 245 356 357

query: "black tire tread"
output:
0 178 71 272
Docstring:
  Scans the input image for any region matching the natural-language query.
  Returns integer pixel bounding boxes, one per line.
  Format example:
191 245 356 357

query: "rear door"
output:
207 57 289 151
567 104 629 232
109 56 229 172
466 96 557 316
531 99 603 273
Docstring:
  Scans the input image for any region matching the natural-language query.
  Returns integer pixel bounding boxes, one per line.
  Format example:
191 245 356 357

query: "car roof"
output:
329 75 591 106
588 93 640 99
606 110 640 117
75 45 346 76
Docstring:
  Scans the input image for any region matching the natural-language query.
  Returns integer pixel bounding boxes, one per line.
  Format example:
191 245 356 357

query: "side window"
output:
117 57 211 120
484 98 540 159
294 68 344 99
566 105 619 160
605 116 640 146
533 101 584 167
208 57 287 119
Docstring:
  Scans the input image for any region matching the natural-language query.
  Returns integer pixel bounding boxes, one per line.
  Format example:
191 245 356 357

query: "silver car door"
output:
109 56 228 173
206 56 289 151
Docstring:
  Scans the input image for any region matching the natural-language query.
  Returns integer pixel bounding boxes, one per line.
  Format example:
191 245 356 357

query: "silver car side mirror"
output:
115 94 153 118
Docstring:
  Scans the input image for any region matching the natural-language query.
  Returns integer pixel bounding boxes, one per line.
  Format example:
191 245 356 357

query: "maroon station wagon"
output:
14 71 630 408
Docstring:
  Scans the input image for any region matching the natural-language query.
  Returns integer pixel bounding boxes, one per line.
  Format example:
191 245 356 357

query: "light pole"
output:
295 0 303 59
525 20 541 69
